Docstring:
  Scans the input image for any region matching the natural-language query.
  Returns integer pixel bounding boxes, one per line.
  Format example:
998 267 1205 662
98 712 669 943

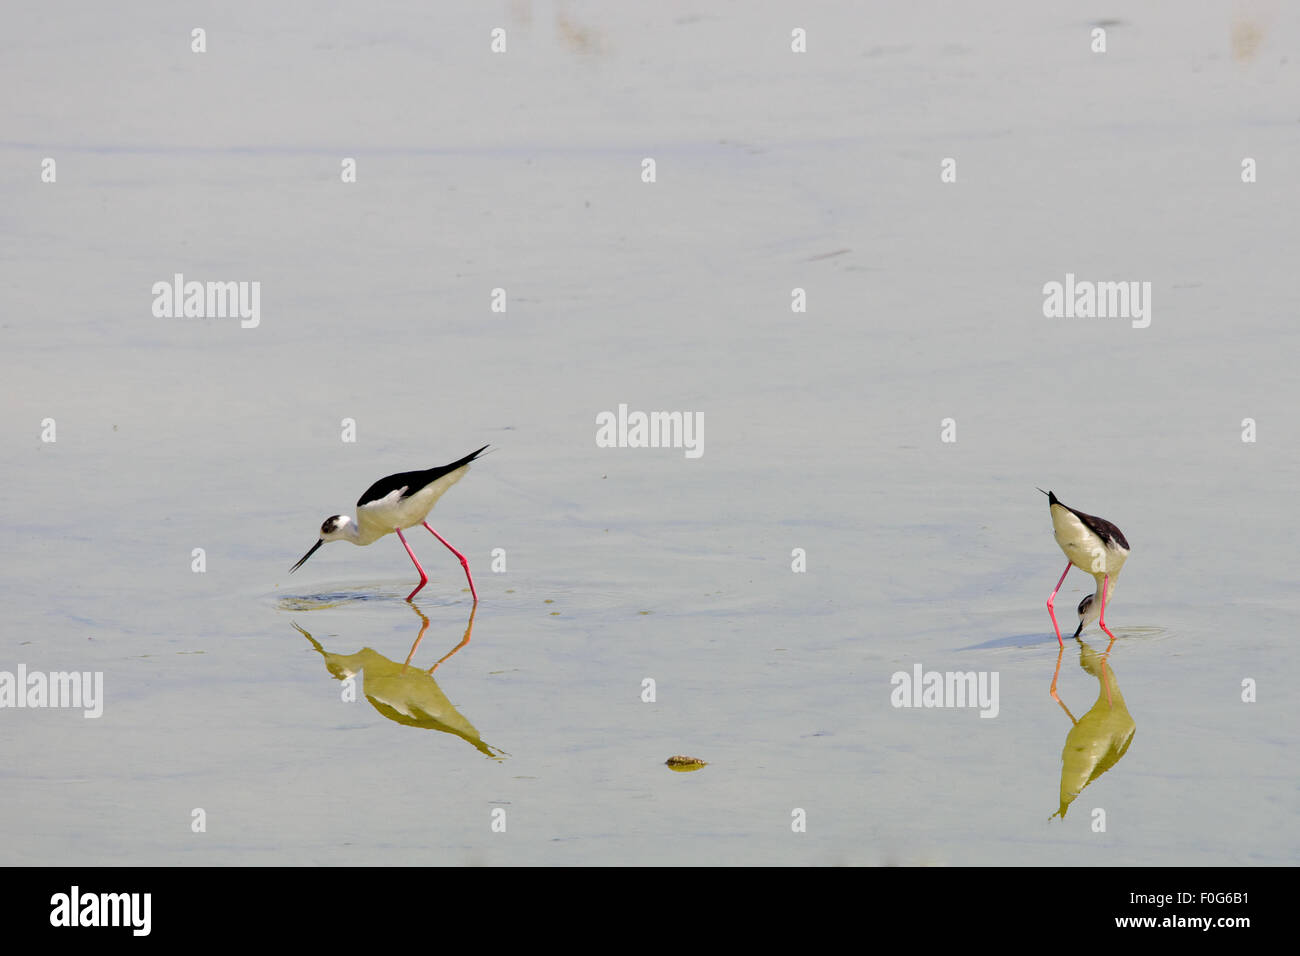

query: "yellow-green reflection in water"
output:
1050 637 1136 820
293 605 505 760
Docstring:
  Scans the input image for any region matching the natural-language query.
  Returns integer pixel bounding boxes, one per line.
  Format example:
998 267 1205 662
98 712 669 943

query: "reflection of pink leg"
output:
1050 644 1065 705
395 527 428 601
401 606 432 672
1050 644 1079 723
1046 561 1072 646
429 604 476 675
423 521 478 603
1098 574 1117 642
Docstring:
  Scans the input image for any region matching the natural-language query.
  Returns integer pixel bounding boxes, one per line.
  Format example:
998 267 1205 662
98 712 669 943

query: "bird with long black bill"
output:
1039 489 1129 645
291 446 487 602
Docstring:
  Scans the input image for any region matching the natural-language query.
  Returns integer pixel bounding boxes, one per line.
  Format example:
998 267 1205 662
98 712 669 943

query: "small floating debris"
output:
665 755 707 772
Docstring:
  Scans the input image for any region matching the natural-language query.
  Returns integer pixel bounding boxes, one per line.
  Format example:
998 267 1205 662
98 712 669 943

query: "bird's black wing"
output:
1041 488 1130 550
357 445 489 507
1070 506 1129 550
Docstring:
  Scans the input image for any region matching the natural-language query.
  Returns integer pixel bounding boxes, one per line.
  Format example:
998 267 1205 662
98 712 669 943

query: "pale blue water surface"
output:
2 2 1296 865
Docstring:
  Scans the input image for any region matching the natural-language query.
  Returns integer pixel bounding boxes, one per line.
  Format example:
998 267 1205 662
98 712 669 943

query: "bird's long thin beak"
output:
1072 620 1084 640
290 539 324 573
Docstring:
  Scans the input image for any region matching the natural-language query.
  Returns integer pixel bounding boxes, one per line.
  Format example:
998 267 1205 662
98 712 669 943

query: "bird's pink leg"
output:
395 527 428 601
1046 561 1072 647
1098 574 1117 642
423 522 478 603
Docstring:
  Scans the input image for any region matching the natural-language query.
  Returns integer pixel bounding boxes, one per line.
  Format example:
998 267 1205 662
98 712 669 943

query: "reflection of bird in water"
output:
1050 638 1135 820
293 606 504 760
1039 489 1130 645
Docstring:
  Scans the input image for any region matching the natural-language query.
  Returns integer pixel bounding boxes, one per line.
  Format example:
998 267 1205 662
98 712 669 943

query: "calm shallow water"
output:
2 1 1297 865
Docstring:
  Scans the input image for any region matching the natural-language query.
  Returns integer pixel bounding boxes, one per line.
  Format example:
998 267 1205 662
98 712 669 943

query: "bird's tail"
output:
444 445 490 470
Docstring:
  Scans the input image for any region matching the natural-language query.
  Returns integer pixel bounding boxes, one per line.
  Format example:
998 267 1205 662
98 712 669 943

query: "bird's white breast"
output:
1050 504 1127 578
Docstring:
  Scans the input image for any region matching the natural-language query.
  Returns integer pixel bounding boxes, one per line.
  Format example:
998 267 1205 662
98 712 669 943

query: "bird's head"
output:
289 515 354 573
318 514 355 541
1072 589 1110 638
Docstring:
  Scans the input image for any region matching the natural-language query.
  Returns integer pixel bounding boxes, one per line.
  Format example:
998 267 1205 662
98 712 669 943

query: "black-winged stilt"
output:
290 446 487 602
1039 489 1129 645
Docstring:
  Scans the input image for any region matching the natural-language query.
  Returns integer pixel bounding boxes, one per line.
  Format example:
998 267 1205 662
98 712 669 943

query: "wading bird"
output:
1039 489 1129 645
291 446 487 602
